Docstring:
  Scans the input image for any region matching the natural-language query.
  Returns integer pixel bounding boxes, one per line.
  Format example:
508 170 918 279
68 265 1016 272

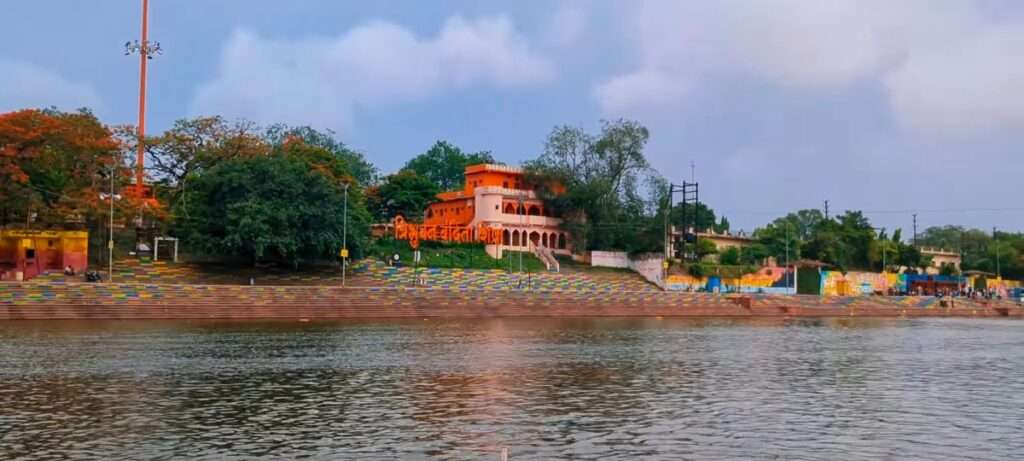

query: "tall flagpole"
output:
135 0 149 189
125 0 160 190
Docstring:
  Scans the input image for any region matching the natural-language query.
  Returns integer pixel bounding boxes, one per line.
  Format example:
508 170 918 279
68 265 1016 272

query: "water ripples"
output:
1 318 1023 460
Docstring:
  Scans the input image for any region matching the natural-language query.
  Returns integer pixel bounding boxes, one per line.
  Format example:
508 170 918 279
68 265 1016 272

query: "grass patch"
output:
369 238 547 272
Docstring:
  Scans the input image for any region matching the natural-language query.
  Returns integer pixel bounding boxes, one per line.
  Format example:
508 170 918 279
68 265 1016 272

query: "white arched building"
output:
424 164 571 259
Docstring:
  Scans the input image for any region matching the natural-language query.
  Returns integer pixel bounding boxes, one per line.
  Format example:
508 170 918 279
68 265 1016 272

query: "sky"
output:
2 0 1023 234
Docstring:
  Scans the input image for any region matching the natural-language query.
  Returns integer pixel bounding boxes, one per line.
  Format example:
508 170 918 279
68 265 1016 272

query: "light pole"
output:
99 164 122 282
123 0 161 192
342 183 349 287
993 227 1001 280
518 193 525 279
784 223 791 293
109 165 114 282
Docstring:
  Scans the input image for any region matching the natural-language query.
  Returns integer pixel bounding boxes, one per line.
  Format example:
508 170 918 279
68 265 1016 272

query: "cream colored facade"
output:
920 247 962 275
424 164 571 258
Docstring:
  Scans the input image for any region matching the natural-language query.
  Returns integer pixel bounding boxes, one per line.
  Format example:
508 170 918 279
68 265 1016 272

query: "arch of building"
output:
502 229 510 245
528 205 541 216
512 230 520 246
503 203 516 214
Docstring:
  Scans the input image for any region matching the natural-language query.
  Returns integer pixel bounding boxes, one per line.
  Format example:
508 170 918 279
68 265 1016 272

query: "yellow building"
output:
0 230 88 280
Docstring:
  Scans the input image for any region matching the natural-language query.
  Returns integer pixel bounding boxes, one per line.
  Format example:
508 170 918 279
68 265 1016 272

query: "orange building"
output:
0 230 88 280
424 164 570 258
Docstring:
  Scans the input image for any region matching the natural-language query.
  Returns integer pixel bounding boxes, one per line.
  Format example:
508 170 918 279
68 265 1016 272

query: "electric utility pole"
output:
912 214 918 247
824 200 829 220
994 227 1001 279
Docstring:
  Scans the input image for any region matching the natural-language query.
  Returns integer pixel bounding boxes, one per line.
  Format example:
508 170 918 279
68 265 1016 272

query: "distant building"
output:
0 230 88 281
423 164 570 257
697 230 756 251
919 247 962 275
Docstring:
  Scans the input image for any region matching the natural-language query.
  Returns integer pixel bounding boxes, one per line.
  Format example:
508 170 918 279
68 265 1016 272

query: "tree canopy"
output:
174 140 371 267
366 169 440 222
525 119 666 254
264 124 377 186
403 140 495 191
0 108 126 227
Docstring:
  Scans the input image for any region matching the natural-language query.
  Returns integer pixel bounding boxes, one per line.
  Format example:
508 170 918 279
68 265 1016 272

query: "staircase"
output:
532 243 560 272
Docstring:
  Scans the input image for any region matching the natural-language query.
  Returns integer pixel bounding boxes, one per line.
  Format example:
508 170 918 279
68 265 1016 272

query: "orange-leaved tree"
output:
0 108 122 228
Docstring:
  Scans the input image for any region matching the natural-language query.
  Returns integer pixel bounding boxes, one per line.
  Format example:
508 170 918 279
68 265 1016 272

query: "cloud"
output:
593 69 689 114
546 5 586 47
598 0 1024 139
883 24 1024 139
0 59 102 113
191 15 552 133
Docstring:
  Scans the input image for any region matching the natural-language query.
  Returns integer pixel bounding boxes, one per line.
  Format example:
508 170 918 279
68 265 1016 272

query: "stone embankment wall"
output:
1 282 1022 320
589 251 665 288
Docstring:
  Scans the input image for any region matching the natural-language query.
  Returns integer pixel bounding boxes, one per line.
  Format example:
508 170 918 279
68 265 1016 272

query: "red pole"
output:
135 0 149 189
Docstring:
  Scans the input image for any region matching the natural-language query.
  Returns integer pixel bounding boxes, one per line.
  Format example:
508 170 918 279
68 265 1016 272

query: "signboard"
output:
392 216 503 249
339 248 349 259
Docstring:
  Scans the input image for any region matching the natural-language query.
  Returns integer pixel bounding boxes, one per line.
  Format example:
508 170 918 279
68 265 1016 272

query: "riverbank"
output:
1 282 1021 320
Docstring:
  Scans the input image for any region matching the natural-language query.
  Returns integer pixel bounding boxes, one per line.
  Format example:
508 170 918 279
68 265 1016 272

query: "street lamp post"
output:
518 194 525 279
99 165 123 283
109 166 114 282
993 227 1001 286
342 183 349 287
785 224 791 293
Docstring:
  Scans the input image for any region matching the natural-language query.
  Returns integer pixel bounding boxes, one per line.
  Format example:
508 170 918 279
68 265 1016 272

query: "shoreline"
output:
2 282 1022 321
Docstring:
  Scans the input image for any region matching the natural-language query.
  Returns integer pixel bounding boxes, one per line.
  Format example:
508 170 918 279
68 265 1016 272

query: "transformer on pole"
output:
665 181 700 262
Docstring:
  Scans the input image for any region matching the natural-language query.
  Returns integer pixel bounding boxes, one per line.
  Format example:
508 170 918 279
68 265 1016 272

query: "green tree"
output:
895 244 930 273
176 153 369 267
673 202 719 233
136 116 269 213
404 140 495 190
753 221 801 264
719 246 740 265
367 170 440 221
525 119 660 253
695 238 718 260
264 124 377 185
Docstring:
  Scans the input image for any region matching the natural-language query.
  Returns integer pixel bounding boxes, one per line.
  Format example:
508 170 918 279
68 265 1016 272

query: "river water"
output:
1 318 1022 460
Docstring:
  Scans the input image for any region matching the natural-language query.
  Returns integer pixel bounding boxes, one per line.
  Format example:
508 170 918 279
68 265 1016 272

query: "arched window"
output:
426 209 433 218
504 203 516 214
503 181 509 188
503 230 510 246
558 233 567 249
512 231 520 247
529 231 540 246
528 205 540 216
542 233 548 247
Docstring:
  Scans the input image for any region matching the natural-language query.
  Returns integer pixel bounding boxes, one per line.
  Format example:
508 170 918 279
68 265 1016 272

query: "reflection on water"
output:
1 318 1022 460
